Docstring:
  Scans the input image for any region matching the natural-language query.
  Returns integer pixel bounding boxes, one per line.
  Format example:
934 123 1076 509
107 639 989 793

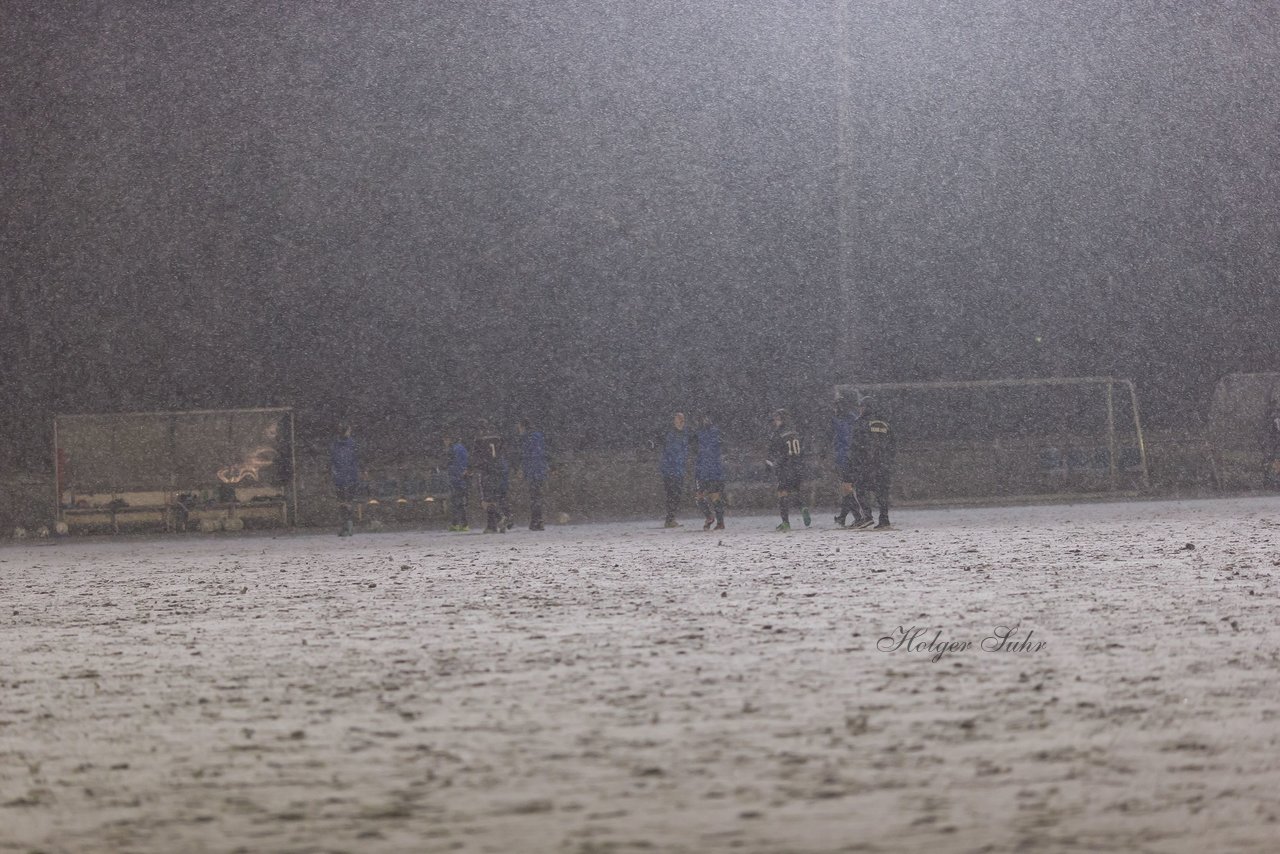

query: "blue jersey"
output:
694 426 725 482
660 427 690 478
520 430 549 482
833 415 854 469
447 442 469 488
329 437 359 488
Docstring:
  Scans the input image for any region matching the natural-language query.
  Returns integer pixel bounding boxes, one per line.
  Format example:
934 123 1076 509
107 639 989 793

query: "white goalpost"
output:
833 376 1151 505
1206 372 1280 490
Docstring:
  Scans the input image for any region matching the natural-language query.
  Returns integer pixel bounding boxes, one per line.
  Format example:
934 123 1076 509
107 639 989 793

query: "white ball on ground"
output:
55 521 70 536
556 512 571 525
222 517 245 532
12 527 27 540
36 525 49 538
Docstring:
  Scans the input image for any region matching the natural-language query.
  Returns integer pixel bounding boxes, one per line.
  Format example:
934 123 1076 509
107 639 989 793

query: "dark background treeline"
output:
3 1 1278 469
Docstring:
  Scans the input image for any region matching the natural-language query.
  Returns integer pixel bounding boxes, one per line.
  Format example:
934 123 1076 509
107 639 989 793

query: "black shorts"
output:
334 483 359 502
696 480 725 495
777 471 803 493
478 472 506 502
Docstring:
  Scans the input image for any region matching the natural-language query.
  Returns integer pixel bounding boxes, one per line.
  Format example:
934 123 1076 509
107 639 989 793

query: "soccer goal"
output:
832 377 1150 505
54 408 297 533
1206 372 1280 490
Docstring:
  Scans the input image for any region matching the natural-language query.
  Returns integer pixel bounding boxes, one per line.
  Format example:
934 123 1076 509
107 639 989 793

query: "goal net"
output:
1206 372 1280 490
832 377 1150 504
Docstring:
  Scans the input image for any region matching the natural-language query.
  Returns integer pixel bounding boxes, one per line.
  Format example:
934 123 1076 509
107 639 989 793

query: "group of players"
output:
658 394 897 532
330 393 896 536
442 419 550 533
330 419 550 536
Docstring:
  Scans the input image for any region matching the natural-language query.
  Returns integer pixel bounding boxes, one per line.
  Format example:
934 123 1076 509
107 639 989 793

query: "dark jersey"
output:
520 430 549 482
768 427 804 483
849 410 896 475
472 433 506 477
446 442 469 487
329 436 359 488
693 425 725 482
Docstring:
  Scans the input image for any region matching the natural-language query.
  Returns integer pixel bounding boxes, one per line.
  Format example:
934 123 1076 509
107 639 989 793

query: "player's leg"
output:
450 482 468 531
529 479 545 530
498 487 513 532
848 478 872 528
852 486 873 528
708 482 725 529
872 468 892 529
835 481 853 526
663 476 683 527
336 484 355 536
843 463 872 528
695 481 714 529
479 475 500 532
777 487 791 531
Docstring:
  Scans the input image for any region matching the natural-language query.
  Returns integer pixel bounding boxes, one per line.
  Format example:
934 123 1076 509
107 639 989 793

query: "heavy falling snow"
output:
3 497 1279 853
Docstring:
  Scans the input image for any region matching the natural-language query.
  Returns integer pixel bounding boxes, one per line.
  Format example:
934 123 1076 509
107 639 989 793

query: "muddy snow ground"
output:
2 497 1279 853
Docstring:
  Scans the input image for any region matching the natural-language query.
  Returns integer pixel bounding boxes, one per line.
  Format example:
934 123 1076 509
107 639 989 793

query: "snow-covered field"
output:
2 497 1279 853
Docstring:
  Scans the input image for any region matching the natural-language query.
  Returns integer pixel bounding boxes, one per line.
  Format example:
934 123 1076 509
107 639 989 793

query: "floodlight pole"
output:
289 410 299 526
1105 380 1118 491
835 0 854 371
52 417 61 526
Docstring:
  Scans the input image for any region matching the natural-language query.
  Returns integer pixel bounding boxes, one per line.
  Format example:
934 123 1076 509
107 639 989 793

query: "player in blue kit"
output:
329 422 361 537
517 419 549 531
443 431 470 532
659 411 690 528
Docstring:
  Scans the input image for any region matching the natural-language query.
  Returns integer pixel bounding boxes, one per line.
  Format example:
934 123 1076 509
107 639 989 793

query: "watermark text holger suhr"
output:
878 625 1048 663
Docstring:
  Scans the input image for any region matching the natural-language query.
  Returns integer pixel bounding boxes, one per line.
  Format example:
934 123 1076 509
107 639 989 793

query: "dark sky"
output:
3 1 1279 460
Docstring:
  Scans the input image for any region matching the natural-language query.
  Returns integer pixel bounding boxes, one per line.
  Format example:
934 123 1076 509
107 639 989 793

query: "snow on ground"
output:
2 497 1279 854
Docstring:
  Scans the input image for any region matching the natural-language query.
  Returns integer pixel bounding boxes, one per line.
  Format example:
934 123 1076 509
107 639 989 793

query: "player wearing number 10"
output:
767 408 811 532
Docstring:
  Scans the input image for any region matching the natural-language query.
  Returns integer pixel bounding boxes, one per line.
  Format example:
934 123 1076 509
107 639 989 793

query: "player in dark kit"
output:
849 395 897 529
472 423 510 533
766 408 811 531
692 414 726 530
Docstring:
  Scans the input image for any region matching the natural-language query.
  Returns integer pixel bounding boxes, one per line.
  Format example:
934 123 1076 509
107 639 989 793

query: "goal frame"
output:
833 376 1151 504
